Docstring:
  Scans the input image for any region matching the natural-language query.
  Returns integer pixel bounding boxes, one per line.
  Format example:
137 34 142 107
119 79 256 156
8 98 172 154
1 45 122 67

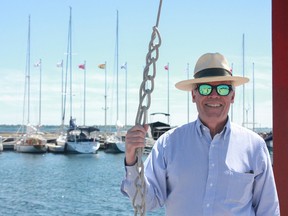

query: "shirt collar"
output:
196 116 231 140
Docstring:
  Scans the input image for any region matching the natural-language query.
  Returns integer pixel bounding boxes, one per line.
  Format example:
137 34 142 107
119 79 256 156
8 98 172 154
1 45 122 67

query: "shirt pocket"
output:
225 170 254 204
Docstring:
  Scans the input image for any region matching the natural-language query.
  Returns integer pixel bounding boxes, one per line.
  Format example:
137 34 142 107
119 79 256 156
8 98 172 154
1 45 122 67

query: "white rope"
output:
133 1 163 215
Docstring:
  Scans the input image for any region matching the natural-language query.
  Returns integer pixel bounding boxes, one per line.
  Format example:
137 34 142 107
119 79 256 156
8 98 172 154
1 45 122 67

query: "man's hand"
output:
125 124 149 165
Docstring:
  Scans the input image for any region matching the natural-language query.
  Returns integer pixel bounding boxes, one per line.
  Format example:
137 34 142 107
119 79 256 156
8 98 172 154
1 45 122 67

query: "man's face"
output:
191 81 235 126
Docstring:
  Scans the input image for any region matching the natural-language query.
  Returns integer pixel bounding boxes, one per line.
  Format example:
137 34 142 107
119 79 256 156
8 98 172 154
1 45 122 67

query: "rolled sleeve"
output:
121 165 139 197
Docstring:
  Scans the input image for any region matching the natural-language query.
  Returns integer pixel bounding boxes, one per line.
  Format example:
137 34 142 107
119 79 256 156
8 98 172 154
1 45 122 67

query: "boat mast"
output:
242 33 245 126
38 59 42 126
230 63 234 122
21 15 31 133
69 7 73 121
252 62 255 131
59 59 64 129
166 62 170 124
104 61 107 127
83 60 86 126
25 15 31 125
120 62 127 126
186 63 190 123
116 10 119 121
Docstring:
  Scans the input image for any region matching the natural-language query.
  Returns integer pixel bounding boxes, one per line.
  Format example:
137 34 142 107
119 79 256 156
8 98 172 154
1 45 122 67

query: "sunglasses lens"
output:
198 84 232 96
217 85 230 96
198 84 212 96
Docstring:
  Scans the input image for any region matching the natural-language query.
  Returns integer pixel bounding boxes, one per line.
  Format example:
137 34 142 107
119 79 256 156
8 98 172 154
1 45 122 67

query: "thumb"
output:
143 124 149 132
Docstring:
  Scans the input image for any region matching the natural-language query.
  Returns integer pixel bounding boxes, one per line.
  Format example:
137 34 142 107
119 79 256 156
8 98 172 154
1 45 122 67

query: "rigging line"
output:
155 0 163 28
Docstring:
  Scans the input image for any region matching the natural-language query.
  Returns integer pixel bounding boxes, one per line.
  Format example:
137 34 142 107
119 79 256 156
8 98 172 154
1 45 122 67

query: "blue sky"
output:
0 0 272 128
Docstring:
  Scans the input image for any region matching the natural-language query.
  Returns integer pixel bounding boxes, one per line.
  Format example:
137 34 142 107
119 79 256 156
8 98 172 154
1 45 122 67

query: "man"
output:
121 53 280 215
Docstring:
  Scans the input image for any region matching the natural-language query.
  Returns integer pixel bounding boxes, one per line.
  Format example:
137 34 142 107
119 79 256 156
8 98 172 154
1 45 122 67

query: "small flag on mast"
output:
78 64 85 70
164 64 169 70
56 60 63 68
98 63 106 69
34 61 41 67
121 62 127 69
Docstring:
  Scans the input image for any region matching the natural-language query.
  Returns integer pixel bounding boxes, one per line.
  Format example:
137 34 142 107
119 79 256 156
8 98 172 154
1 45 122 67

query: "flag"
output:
98 63 106 69
56 60 63 68
164 64 169 70
34 61 41 67
78 64 85 70
121 62 127 69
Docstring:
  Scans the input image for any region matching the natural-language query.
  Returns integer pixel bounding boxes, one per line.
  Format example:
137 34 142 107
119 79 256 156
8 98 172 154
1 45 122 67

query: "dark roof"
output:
68 126 100 133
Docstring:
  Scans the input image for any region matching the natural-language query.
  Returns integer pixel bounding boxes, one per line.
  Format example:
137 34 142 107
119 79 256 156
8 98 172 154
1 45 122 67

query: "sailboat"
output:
47 60 67 153
0 136 3 152
66 124 100 154
58 7 100 154
104 10 126 154
104 120 126 153
15 15 47 153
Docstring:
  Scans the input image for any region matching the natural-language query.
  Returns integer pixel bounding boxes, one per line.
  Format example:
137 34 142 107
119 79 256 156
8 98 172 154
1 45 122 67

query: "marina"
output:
0 120 173 154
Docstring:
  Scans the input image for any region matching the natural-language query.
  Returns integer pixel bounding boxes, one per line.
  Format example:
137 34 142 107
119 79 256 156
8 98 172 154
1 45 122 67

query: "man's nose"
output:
208 88 219 97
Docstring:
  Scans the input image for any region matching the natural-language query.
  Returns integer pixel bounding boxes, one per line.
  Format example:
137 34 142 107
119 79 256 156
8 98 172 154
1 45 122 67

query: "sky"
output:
0 0 272 129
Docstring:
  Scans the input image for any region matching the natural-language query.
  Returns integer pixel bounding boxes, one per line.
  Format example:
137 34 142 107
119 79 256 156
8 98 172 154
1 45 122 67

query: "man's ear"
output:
192 90 196 102
231 91 235 103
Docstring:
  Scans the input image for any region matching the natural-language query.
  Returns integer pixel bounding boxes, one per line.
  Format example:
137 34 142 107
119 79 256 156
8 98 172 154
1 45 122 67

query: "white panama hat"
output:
175 52 249 91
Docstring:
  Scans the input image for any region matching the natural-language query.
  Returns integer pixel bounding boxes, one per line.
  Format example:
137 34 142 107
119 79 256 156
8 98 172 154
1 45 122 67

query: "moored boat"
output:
15 16 47 154
264 133 273 164
143 121 172 154
15 129 47 153
47 133 66 153
0 136 3 152
104 132 126 154
65 126 101 154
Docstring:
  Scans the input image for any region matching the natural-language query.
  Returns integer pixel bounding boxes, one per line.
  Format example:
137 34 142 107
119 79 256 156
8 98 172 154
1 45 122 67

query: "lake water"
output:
0 151 165 216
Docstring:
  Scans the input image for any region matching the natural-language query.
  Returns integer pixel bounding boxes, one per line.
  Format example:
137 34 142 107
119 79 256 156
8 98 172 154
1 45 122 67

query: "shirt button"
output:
210 183 213 187
128 172 131 176
206 203 210 207
211 163 215 167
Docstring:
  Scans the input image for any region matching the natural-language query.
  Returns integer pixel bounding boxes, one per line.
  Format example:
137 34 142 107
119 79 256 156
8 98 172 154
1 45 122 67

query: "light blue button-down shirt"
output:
121 118 280 215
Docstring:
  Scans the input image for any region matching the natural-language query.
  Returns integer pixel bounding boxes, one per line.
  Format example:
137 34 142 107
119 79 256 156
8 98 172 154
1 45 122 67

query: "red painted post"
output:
272 0 288 214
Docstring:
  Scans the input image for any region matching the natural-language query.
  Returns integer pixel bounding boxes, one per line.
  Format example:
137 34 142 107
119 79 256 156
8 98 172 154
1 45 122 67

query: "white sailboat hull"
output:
66 141 100 154
15 133 47 153
116 141 125 152
0 136 3 152
47 134 66 153
104 141 125 153
15 144 47 153
47 143 65 153
104 134 125 154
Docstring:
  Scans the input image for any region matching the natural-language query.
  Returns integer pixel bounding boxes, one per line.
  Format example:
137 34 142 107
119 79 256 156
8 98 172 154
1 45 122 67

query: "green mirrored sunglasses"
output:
197 84 233 96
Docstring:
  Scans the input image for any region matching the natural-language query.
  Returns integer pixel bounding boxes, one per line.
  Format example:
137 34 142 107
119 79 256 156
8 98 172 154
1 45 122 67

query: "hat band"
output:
194 68 232 79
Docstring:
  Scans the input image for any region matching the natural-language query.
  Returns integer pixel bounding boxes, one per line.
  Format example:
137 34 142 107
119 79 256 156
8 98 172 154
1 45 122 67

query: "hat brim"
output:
175 76 249 91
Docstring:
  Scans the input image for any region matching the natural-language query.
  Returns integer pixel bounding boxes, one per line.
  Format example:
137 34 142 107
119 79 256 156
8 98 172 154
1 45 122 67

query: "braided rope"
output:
133 1 163 215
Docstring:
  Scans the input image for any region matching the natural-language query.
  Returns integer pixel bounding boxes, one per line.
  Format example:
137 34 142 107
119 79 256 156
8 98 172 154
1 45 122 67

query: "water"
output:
0 125 132 134
0 151 165 216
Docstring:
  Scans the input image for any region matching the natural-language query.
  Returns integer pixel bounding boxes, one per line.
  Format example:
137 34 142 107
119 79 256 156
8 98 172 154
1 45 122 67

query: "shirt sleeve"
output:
120 137 167 211
120 164 139 198
252 143 280 216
